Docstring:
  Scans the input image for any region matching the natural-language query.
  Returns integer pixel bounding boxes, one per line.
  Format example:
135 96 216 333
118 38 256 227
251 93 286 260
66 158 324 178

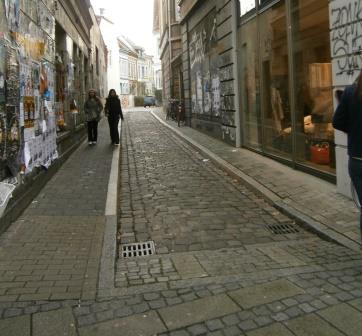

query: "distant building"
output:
97 11 156 107
96 10 120 97
153 0 182 115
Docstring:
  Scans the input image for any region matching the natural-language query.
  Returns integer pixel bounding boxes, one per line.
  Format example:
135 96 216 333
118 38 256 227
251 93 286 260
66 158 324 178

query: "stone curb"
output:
98 121 122 298
151 111 361 252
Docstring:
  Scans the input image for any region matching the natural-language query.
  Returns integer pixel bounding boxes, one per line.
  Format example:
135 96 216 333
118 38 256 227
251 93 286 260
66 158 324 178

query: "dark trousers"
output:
87 120 98 142
349 157 362 236
108 117 120 144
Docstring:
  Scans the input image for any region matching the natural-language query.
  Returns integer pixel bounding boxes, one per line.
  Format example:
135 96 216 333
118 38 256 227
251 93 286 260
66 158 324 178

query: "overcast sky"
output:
90 0 158 58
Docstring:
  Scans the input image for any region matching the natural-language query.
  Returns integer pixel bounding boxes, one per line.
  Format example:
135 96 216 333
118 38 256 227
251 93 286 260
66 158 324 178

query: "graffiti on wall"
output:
331 0 362 77
189 9 221 118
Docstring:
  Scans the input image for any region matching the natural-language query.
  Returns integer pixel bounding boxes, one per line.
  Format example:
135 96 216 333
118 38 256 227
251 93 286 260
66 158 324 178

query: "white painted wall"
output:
98 17 120 95
329 0 362 197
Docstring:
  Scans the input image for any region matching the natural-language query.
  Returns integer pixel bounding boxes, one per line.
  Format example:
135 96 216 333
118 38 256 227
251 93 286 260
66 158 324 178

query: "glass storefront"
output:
239 0 335 176
290 0 335 172
240 19 261 150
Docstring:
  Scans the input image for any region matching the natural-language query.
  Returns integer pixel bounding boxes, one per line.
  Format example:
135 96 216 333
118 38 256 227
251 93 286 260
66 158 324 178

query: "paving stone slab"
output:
246 323 293 336
172 254 208 279
78 311 166 336
317 303 362 336
284 313 344 336
229 279 305 309
158 294 240 330
257 246 305 267
349 298 362 312
33 307 76 336
0 315 30 336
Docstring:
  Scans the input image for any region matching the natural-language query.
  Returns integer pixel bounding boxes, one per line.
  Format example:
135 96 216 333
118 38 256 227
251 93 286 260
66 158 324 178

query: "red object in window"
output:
310 142 330 165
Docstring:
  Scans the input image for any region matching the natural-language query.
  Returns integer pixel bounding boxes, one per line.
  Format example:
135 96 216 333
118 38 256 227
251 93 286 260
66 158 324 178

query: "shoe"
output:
88 141 93 145
114 143 119 146
93 141 97 145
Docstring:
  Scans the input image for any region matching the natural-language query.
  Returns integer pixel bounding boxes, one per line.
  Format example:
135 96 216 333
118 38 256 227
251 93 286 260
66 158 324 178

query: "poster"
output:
5 105 20 161
211 74 220 116
5 0 20 32
23 96 35 128
20 62 32 97
0 45 5 104
6 47 19 106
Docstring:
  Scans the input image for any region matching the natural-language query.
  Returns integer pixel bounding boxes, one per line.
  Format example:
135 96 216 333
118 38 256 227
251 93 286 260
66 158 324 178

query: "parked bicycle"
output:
166 99 178 121
166 98 185 127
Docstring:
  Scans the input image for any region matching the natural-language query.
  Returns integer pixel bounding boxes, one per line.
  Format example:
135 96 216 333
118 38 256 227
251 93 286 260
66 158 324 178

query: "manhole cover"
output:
266 223 299 235
120 241 155 258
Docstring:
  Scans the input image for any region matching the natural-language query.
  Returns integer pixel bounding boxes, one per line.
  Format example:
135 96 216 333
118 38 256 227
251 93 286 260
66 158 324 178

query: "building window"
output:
240 0 256 17
290 0 334 172
239 0 335 174
240 18 261 150
259 1 291 158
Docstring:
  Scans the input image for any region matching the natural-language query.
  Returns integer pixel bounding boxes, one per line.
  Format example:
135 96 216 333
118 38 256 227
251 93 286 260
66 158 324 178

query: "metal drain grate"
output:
266 223 299 235
121 241 155 258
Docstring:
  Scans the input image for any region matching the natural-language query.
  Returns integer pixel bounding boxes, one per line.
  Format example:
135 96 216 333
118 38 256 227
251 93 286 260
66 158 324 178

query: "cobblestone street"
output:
1 110 362 335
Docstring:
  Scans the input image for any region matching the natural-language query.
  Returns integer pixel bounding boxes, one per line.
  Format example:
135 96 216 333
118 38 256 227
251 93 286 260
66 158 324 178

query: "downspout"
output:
231 0 242 147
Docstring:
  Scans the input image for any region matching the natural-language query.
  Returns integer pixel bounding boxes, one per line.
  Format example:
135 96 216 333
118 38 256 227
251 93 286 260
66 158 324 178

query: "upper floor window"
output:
240 0 255 16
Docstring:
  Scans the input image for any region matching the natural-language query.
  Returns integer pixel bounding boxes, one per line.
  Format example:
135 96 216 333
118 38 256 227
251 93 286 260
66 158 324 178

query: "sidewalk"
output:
152 109 361 251
0 119 117 334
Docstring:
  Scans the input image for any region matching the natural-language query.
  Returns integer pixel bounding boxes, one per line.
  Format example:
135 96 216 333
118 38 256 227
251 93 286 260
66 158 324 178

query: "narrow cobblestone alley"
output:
1 110 362 335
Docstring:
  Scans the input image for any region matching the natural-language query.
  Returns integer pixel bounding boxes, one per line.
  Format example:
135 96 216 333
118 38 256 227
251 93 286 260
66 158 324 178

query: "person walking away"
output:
105 89 124 145
333 71 362 239
84 89 103 145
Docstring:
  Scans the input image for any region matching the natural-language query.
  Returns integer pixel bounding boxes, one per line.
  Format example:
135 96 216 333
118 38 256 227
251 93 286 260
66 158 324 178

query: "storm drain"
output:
120 241 155 258
266 222 299 235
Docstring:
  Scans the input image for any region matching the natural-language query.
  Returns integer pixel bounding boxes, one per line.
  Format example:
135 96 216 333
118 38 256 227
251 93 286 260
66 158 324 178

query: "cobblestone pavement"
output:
153 109 361 250
1 110 362 335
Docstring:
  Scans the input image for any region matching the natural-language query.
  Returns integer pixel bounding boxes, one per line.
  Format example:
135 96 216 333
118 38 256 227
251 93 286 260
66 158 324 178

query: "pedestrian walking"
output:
84 89 103 145
105 89 124 145
333 71 362 238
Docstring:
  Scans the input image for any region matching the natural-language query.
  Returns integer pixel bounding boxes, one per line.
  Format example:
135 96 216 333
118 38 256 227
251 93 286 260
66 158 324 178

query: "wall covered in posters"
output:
0 0 58 180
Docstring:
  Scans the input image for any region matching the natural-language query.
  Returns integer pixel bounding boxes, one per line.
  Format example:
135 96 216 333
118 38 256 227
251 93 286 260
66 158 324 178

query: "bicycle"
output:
166 99 178 121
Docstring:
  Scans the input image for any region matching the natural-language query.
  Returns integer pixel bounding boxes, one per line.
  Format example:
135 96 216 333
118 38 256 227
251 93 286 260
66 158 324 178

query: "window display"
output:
240 19 261 150
259 1 291 158
291 0 335 172
239 0 335 176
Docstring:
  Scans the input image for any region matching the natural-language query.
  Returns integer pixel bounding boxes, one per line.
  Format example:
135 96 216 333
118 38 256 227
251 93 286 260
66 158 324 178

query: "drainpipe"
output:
231 0 242 147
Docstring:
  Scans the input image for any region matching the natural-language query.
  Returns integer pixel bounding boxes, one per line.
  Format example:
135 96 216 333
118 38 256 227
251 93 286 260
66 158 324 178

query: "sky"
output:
90 0 158 58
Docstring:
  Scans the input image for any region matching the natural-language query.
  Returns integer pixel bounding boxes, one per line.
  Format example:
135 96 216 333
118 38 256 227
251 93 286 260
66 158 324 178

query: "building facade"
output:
178 0 240 143
172 0 356 196
0 0 106 223
155 0 183 112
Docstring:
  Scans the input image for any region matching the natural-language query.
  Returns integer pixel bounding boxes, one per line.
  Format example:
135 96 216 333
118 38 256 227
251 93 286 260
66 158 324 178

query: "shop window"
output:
259 1 291 158
290 0 335 172
240 19 261 150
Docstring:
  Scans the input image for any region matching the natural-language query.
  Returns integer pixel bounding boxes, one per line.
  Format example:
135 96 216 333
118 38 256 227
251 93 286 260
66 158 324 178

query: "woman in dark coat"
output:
105 89 124 145
84 89 103 145
333 71 362 239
